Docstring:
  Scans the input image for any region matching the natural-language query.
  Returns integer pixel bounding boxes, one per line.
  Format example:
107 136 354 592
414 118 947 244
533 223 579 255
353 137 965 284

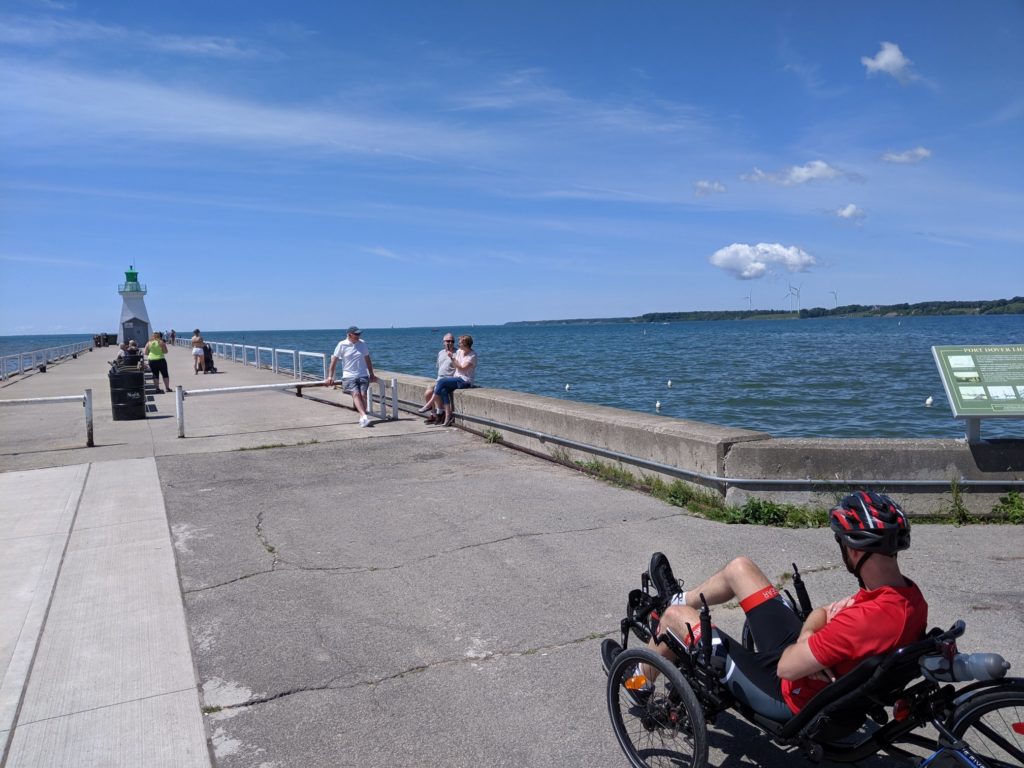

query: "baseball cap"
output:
347 326 362 335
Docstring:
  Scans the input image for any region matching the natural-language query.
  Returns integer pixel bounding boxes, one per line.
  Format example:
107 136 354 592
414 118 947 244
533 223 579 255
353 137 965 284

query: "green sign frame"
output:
932 344 1024 419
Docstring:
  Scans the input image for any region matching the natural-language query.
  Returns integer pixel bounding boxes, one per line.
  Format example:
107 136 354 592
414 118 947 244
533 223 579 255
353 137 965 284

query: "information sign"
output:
932 345 1024 419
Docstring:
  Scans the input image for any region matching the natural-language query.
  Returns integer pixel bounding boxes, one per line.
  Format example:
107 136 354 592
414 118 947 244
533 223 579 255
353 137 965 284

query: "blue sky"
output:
1 1 1022 334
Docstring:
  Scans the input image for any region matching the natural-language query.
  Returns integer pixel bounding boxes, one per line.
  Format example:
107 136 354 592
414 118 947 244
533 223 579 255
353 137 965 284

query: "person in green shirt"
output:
145 331 171 393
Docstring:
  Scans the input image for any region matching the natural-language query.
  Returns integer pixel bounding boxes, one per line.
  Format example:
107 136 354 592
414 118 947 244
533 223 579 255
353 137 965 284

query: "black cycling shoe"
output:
648 552 683 604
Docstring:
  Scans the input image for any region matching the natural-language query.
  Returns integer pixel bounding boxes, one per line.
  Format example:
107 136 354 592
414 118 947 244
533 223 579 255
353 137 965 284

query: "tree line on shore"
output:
506 297 1024 326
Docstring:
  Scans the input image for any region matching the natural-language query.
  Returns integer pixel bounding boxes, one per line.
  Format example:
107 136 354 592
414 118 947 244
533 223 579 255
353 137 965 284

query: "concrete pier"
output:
2 346 1022 767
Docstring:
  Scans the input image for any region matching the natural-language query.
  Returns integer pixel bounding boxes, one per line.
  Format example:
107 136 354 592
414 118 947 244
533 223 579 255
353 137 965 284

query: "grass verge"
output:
571 458 1021 526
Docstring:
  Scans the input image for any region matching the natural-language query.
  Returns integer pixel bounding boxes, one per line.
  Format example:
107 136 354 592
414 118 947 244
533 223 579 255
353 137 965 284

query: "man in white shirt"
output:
424 333 457 424
326 326 377 427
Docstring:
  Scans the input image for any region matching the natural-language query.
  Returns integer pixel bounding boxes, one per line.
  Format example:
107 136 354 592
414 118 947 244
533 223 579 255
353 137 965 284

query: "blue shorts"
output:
342 376 369 395
433 376 471 405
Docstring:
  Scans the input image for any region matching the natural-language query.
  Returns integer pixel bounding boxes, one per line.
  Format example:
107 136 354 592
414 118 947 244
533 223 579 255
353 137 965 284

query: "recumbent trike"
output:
603 563 1023 768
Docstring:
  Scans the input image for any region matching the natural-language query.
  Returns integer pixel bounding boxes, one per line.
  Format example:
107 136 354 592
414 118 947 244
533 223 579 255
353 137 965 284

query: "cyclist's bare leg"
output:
640 557 773 677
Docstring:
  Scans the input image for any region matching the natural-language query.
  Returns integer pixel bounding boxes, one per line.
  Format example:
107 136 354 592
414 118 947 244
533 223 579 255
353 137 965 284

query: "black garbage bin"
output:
109 365 146 420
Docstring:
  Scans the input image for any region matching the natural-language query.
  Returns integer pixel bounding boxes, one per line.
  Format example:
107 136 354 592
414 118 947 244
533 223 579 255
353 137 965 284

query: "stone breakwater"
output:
382 369 1024 516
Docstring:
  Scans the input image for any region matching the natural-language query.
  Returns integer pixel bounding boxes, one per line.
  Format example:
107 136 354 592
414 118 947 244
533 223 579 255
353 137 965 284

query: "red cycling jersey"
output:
782 581 928 713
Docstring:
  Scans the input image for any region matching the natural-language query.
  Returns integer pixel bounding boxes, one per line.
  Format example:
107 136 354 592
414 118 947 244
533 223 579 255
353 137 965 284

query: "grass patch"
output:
237 439 319 451
574 460 819 527
567 458 1019 527
201 705 223 714
483 428 503 444
991 491 1024 524
948 478 973 526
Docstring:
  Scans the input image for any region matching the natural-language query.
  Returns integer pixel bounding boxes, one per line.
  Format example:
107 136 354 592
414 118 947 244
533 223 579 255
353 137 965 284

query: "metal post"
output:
965 418 981 444
390 378 398 420
84 388 94 447
293 351 299 380
176 385 185 438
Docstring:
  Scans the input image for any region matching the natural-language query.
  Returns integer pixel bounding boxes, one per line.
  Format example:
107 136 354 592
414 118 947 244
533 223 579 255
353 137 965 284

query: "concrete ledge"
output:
381 371 770 481
380 370 1024 516
723 437 1024 514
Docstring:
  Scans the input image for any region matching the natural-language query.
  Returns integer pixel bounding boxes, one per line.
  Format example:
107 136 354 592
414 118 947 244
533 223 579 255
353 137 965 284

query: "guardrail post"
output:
390 378 398 420
293 351 299 380
84 388 94 447
965 418 981 444
176 385 185 438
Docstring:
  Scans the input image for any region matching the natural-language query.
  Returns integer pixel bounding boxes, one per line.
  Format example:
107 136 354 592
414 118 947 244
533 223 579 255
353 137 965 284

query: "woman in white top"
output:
419 334 477 426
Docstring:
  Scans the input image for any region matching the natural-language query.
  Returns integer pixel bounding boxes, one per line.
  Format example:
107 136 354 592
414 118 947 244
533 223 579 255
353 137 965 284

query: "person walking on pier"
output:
191 329 205 374
327 326 377 427
144 331 171 393
423 333 457 424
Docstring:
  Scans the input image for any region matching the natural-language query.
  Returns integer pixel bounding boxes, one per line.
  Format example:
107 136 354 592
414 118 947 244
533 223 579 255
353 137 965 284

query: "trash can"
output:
109 365 146 420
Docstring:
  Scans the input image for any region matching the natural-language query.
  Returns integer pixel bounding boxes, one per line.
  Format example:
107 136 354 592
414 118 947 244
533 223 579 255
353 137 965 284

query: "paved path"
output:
2 347 1022 767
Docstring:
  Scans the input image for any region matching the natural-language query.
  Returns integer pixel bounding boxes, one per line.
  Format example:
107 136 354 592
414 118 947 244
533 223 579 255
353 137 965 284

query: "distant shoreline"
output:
505 297 1024 326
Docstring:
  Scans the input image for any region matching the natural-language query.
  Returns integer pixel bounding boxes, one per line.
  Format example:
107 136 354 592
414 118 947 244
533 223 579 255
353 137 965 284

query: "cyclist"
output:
603 491 929 719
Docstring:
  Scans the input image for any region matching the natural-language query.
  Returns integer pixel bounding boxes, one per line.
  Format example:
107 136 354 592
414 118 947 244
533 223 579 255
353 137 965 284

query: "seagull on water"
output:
565 383 571 391
655 400 661 410
667 380 672 388
925 396 934 407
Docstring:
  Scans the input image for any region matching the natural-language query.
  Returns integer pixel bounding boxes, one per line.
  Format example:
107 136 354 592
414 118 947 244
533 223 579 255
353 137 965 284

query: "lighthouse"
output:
117 266 152 347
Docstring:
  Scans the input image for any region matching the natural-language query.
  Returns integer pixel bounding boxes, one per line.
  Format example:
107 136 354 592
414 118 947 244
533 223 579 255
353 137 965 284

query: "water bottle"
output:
921 652 1010 682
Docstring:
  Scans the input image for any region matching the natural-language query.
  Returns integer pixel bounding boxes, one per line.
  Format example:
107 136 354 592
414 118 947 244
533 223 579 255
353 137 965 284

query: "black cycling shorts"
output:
716 596 802 720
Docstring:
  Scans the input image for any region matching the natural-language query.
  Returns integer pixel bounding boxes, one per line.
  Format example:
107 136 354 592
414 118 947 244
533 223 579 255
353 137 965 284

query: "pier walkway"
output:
2 346 1022 767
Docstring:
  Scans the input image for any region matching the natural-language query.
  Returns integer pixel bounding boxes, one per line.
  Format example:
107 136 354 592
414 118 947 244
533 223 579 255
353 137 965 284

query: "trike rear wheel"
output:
607 648 708 768
950 687 1024 768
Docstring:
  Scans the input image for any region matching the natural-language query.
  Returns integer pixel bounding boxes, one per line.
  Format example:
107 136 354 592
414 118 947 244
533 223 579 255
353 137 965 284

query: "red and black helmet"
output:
829 491 911 555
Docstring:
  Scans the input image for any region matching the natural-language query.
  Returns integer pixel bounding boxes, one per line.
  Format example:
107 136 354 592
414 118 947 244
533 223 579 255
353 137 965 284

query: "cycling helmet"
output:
829 491 910 556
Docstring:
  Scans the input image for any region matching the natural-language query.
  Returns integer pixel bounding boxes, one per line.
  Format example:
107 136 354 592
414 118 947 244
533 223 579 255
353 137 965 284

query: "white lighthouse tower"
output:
117 266 151 347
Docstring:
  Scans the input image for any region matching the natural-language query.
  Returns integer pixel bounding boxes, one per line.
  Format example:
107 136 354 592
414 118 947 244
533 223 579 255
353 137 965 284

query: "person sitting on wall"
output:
423 333 457 424
418 334 477 427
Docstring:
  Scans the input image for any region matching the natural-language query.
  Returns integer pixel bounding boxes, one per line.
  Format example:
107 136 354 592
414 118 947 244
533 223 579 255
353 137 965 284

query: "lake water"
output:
3 315 1021 439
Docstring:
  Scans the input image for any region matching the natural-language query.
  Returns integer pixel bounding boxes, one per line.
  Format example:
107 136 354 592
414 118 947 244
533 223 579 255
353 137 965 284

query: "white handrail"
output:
2 341 92 381
0 389 94 446
174 376 399 437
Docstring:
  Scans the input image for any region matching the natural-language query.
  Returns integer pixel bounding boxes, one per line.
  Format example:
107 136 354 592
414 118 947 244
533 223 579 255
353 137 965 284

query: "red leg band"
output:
739 586 779 613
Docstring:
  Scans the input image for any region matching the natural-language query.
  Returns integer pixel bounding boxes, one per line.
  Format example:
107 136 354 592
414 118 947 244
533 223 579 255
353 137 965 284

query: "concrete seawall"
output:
382 370 1024 516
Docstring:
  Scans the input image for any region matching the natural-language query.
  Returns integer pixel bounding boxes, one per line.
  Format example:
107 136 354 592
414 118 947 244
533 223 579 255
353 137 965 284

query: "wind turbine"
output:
744 292 752 310
784 283 802 313
829 290 838 309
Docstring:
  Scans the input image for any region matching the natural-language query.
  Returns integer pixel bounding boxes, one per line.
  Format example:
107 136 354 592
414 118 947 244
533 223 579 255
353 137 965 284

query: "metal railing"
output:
174 377 399 438
0 389 94 446
174 339 327 380
1 342 92 381
389 394 1024 492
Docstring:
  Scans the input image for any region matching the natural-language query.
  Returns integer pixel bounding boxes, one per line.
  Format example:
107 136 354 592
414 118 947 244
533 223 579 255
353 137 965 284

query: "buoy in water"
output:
925 396 934 407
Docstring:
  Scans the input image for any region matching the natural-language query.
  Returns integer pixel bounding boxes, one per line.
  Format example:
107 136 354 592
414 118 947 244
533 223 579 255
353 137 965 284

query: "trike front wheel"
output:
606 647 708 768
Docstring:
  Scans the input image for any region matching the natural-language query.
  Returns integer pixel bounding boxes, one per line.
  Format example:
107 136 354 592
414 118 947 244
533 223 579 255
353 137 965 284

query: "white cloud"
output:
0 252 97 267
881 146 932 164
0 62 499 160
694 179 726 196
360 246 406 262
835 203 865 221
709 243 816 280
0 15 259 58
741 160 841 186
861 42 917 83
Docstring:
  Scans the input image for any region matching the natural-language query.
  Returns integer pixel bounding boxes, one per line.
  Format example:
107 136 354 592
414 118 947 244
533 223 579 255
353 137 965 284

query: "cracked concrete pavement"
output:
159 428 1024 768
